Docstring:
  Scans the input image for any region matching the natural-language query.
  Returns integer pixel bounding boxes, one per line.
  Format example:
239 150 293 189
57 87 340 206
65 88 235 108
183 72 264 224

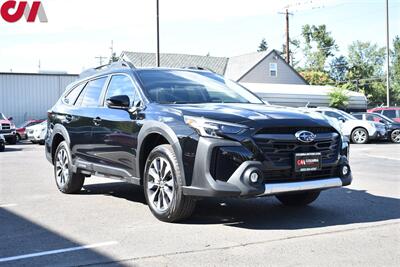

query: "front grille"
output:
263 167 337 183
256 127 334 135
253 128 340 183
1 123 10 130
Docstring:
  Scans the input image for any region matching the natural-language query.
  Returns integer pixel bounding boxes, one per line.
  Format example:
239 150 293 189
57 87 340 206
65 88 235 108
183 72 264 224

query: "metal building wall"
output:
0 73 78 125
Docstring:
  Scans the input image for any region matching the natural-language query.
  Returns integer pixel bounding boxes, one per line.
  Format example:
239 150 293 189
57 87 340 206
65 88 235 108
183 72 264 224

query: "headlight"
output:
10 123 16 130
184 116 247 138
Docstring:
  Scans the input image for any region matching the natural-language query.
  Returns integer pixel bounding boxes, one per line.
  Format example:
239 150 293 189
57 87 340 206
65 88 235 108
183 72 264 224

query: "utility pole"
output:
38 60 41 72
95 56 107 66
110 40 114 62
279 9 293 64
385 0 390 106
156 0 160 67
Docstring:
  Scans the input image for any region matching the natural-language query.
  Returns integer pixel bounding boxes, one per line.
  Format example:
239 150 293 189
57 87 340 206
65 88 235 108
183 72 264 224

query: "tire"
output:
7 136 17 145
0 144 4 152
351 128 369 144
390 129 400 143
54 141 85 194
39 140 45 145
16 134 21 142
143 144 196 222
276 191 320 206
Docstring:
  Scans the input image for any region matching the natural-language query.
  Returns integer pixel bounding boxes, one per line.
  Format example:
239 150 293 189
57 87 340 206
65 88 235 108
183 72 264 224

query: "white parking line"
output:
0 241 118 263
0 203 17 208
365 154 400 161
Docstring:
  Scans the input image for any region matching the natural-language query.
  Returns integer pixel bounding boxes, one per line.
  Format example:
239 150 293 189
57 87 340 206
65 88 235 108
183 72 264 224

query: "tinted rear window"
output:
77 77 107 107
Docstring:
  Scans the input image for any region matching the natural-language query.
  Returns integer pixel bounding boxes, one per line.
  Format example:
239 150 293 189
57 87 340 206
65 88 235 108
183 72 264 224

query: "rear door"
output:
69 77 108 163
91 74 143 177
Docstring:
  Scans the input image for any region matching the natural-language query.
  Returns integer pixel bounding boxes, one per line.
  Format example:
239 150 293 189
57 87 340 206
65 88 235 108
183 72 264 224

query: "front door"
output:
91 74 143 177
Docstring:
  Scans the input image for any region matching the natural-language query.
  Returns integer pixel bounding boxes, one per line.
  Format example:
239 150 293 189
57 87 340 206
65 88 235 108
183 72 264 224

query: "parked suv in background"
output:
368 107 400 123
300 107 386 144
16 119 45 141
45 62 352 222
353 112 400 143
0 113 17 144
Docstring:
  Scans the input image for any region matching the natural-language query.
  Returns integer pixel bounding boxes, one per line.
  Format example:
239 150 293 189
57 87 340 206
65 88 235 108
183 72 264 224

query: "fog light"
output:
250 172 259 183
342 165 349 176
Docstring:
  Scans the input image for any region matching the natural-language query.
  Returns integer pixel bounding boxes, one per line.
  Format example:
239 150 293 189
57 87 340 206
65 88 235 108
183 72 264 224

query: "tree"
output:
257 38 268 52
281 38 300 67
391 36 400 105
301 24 338 71
109 52 119 63
299 70 333 85
329 56 348 83
329 87 349 109
344 41 386 104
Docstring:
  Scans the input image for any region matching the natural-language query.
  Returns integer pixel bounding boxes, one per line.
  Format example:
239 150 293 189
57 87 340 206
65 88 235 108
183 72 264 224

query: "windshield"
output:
375 113 395 123
137 70 263 104
0 113 7 120
337 110 357 120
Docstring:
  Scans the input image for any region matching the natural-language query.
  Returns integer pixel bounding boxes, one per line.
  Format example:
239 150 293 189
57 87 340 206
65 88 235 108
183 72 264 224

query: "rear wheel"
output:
390 129 400 143
0 144 4 152
276 191 320 206
351 128 368 144
143 144 196 222
54 141 85 194
7 136 17 145
16 134 21 142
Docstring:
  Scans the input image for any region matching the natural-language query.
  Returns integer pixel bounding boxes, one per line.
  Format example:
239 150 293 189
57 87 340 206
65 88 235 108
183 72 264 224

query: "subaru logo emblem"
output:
295 130 316 143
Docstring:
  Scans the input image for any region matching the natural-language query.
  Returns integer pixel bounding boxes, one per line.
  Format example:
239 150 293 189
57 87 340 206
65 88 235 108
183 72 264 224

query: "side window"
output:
353 114 362 120
365 115 375 121
78 77 107 107
269 63 277 77
105 75 140 107
325 111 342 119
64 83 86 105
382 110 396 118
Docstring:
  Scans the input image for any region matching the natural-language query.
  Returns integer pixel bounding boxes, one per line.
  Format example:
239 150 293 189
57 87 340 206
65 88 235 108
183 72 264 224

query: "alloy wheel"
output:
391 130 400 143
353 130 367 143
55 148 69 186
147 157 175 212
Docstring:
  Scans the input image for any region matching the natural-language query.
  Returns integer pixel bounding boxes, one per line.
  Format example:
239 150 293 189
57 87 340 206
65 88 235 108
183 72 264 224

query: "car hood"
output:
27 123 46 131
164 103 334 128
0 120 10 124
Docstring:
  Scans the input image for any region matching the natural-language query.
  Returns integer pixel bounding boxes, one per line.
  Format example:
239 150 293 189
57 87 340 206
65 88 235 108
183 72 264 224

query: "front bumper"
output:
182 137 352 198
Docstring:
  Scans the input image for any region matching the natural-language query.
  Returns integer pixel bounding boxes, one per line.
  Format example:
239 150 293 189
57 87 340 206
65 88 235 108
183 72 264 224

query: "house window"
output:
269 63 277 77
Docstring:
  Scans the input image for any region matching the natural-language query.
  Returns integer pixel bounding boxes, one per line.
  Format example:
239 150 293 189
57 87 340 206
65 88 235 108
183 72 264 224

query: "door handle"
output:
93 117 102 126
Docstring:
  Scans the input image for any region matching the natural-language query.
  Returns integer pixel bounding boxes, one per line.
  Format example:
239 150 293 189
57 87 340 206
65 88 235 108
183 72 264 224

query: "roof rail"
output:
79 60 135 79
182 66 215 73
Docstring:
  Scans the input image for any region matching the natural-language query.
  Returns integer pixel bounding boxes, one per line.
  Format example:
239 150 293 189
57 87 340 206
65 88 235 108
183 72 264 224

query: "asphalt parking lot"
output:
0 142 399 266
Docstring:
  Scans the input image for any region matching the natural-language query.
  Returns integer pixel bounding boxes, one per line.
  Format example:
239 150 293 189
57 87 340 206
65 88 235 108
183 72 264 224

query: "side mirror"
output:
106 95 130 110
338 117 346 123
8 117 13 121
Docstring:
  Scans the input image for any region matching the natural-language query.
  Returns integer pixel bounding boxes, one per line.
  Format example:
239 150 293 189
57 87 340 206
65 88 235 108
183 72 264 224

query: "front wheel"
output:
276 191 320 206
143 145 196 222
390 129 400 143
54 141 85 194
351 128 369 144
7 136 17 145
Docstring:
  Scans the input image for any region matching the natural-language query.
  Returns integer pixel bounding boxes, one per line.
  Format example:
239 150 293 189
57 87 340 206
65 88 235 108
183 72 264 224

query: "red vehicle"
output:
368 107 400 123
16 119 45 141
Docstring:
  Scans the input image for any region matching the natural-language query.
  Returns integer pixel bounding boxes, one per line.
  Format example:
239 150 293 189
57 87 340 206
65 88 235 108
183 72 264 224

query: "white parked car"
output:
26 121 47 145
299 107 386 144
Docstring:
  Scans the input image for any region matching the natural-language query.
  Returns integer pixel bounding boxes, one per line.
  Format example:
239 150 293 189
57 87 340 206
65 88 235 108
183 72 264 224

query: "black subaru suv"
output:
45 62 352 222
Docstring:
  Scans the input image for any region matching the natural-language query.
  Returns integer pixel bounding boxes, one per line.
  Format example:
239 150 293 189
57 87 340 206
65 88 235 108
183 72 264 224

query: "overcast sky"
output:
0 0 399 73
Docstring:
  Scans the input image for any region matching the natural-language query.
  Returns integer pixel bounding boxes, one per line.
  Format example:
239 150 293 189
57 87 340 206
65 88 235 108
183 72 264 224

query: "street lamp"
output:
156 0 160 67
385 0 390 106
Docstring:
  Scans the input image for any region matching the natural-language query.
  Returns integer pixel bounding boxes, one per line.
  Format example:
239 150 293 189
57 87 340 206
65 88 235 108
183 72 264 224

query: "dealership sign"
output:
0 1 47 23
